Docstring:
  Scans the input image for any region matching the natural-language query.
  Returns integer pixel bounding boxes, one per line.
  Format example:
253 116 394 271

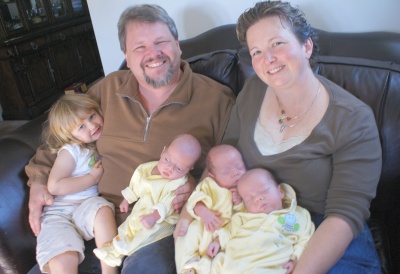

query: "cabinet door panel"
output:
74 32 100 75
17 49 58 105
50 38 80 87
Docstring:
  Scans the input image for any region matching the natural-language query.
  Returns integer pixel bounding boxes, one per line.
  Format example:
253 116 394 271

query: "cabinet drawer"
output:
14 37 48 55
50 27 75 43
74 23 93 35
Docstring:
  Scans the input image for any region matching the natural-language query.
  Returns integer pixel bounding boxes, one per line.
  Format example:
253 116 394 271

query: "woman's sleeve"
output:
327 104 382 236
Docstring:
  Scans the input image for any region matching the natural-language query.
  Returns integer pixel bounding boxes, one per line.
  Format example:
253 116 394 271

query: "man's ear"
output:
176 40 182 57
124 53 130 68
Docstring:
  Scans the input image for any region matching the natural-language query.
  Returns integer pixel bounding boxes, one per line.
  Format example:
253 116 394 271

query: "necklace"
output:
277 83 321 133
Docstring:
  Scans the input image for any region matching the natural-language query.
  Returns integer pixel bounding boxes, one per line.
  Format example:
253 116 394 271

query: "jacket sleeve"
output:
25 144 57 186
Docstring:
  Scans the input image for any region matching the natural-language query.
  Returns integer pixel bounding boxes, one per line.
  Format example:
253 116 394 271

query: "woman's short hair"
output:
237 1 319 67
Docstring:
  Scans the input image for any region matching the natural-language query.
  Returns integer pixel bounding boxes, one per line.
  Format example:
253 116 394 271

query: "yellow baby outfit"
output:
94 161 187 267
211 183 315 274
175 177 240 274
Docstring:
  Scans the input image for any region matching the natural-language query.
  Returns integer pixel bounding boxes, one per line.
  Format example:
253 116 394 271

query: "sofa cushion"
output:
186 50 240 96
314 56 400 210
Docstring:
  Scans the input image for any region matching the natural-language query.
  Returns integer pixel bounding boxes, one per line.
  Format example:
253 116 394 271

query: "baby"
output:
175 144 246 274
94 134 201 267
207 168 315 274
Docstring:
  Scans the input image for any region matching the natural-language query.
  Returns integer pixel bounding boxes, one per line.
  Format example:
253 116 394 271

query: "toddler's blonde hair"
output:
43 94 102 153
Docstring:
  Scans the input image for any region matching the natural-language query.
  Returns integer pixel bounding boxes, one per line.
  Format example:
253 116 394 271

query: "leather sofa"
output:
1 24 399 274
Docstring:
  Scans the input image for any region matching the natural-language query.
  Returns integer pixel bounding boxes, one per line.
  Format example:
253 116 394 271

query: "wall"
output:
87 0 400 76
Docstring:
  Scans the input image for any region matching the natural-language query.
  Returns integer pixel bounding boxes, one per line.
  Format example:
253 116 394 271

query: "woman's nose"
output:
264 51 275 64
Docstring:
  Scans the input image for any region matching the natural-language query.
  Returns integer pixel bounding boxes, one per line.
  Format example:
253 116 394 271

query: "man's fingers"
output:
28 201 44 236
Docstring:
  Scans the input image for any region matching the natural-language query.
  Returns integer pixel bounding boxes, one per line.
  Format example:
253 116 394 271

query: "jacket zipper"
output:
144 115 151 141
123 94 184 141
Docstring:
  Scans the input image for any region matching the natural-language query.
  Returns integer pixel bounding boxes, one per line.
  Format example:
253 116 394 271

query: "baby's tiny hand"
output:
119 199 129 213
231 188 242 205
283 259 297 274
140 214 157 229
206 241 220 258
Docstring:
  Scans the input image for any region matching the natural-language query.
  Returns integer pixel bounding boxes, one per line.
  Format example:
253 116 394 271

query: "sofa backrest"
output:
180 24 400 64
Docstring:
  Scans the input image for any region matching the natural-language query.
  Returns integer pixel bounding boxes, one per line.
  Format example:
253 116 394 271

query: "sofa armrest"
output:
0 113 47 274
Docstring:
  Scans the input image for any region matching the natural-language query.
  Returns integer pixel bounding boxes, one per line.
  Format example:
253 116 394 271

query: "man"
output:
26 4 234 274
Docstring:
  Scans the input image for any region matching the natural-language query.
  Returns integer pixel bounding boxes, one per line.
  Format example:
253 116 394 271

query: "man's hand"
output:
173 174 196 213
29 184 54 236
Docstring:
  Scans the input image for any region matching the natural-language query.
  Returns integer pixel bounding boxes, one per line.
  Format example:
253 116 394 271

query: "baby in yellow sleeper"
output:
93 134 201 267
175 144 246 274
207 168 315 274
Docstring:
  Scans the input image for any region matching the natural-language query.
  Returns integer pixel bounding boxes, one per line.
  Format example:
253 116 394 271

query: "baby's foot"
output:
93 243 124 267
181 268 196 274
113 235 129 254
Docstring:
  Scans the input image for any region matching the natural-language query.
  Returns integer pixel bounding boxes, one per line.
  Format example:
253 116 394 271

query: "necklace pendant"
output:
280 123 286 133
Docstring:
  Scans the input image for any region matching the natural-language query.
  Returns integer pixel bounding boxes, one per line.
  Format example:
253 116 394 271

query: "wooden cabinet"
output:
0 0 103 120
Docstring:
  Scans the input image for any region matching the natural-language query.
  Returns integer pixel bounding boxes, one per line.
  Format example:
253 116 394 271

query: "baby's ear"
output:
278 185 285 199
160 146 166 156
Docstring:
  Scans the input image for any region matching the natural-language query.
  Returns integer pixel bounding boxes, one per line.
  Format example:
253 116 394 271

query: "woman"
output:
222 1 381 273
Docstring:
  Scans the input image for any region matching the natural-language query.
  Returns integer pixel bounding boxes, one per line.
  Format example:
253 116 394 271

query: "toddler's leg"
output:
94 205 119 274
48 251 79 274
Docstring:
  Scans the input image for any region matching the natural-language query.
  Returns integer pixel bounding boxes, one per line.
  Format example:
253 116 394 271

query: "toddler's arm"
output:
48 150 103 195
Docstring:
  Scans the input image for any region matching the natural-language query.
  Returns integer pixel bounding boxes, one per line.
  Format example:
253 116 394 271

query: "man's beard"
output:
144 66 174 88
142 56 175 88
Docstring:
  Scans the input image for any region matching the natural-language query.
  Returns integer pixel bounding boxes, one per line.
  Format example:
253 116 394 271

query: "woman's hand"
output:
173 174 196 213
28 184 54 236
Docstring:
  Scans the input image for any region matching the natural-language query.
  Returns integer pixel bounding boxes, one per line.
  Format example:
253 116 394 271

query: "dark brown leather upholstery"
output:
1 24 399 273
